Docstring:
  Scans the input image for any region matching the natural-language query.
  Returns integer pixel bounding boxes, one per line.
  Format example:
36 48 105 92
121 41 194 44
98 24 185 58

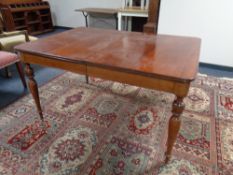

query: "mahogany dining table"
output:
15 27 201 164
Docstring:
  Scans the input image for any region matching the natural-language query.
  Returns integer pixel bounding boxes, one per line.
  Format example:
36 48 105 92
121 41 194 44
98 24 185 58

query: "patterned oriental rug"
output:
0 72 233 175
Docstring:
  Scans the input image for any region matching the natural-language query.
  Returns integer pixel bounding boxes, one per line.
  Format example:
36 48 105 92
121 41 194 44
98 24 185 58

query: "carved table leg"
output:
165 96 185 163
25 63 44 121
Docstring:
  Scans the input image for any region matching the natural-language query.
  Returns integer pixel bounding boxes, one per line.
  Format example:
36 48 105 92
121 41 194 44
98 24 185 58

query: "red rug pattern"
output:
0 72 233 175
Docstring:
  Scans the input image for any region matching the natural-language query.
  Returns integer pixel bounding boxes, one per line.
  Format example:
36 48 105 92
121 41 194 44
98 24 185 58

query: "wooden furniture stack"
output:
0 0 53 35
143 0 161 34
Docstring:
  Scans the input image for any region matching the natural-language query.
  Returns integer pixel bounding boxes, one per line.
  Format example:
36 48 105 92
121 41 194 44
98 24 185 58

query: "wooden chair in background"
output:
0 51 27 88
0 14 37 77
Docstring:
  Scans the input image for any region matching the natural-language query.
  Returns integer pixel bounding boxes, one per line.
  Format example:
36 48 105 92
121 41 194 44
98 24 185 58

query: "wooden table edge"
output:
17 50 197 84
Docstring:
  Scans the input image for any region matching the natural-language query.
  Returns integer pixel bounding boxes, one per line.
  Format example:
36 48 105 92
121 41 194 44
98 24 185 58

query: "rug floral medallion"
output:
0 72 233 175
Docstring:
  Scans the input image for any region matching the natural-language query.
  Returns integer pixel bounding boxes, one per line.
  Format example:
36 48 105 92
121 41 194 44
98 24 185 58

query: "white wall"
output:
158 0 233 67
47 0 233 67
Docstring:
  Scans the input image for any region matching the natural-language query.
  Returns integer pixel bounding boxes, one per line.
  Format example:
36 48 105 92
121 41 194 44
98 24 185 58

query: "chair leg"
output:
118 13 122 31
4 67 12 78
15 62 27 88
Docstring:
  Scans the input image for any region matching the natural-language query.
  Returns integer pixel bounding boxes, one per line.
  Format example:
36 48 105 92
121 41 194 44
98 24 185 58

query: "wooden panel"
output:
0 0 41 5
0 1 53 35
21 53 87 75
20 53 190 97
0 7 15 31
87 65 189 96
11 6 50 12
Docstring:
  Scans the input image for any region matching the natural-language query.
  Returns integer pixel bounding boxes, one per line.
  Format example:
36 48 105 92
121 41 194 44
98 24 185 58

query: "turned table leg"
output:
165 96 185 163
86 74 89 84
25 63 44 121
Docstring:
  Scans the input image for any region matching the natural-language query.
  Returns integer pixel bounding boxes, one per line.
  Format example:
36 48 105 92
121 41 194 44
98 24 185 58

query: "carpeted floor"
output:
0 72 233 175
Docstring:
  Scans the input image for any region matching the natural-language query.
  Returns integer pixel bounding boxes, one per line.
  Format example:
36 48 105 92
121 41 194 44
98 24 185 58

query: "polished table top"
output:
16 27 201 82
75 8 118 14
75 7 147 14
118 6 148 14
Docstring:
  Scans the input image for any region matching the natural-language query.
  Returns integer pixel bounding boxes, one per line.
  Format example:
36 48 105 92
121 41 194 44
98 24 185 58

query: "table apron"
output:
20 53 86 75
20 53 190 97
87 65 190 97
